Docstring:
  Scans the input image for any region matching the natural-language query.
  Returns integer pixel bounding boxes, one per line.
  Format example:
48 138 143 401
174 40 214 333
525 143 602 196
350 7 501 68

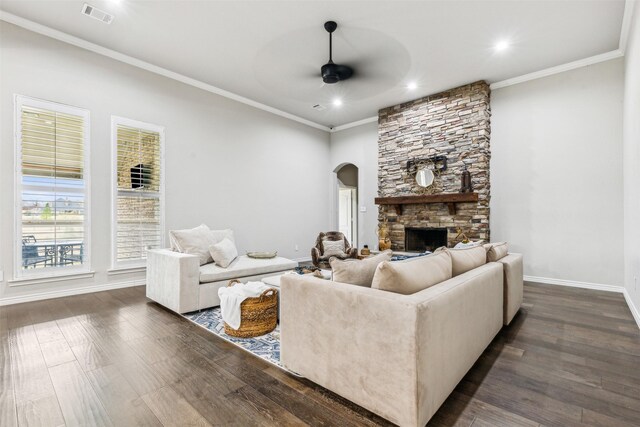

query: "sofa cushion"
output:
439 246 487 277
208 238 238 268
330 250 393 287
371 250 452 295
199 255 297 283
485 242 508 262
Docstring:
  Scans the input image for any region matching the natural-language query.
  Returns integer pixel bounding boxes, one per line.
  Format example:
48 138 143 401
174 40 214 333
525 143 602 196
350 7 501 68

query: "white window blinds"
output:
16 96 90 277
113 118 164 266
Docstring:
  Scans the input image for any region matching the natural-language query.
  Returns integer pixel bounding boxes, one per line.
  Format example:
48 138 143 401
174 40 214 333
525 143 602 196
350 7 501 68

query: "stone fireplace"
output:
377 81 491 250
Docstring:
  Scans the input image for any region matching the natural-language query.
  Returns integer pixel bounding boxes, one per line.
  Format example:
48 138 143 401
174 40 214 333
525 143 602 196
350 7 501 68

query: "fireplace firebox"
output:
405 227 448 252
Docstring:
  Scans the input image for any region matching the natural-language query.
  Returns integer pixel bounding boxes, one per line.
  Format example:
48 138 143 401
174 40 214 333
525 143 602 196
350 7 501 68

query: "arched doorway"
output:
335 163 358 247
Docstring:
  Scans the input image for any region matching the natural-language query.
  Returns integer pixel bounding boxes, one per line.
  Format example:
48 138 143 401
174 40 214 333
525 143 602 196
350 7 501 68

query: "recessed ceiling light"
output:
333 99 343 107
495 40 510 52
407 82 417 90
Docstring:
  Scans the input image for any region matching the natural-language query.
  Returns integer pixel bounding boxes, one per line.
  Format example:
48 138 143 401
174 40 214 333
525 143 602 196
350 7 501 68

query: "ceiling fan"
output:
321 21 354 84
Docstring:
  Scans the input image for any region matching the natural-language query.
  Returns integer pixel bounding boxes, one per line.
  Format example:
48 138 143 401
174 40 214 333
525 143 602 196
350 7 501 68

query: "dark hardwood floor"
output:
1 282 639 427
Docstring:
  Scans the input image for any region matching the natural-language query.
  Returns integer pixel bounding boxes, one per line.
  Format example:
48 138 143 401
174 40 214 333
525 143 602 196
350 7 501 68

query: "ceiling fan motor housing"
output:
322 62 341 84
320 20 354 84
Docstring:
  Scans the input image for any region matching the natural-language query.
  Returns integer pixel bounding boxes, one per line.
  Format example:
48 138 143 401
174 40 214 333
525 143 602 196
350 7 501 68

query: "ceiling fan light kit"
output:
321 21 354 84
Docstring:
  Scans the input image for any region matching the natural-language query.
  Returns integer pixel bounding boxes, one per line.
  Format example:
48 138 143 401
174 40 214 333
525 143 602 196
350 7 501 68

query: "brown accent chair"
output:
311 231 358 268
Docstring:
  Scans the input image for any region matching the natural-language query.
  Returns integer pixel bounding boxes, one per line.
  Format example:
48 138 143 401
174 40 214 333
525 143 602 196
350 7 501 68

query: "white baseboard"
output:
623 289 640 329
0 279 145 306
525 275 640 329
524 275 624 293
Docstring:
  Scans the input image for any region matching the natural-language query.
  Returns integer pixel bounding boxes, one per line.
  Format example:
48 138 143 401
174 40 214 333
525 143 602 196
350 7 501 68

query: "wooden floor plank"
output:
48 361 113 427
32 321 65 345
2 283 639 427
8 326 57 404
39 340 76 368
85 364 162 427
0 330 18 427
141 385 212 427
16 395 65 427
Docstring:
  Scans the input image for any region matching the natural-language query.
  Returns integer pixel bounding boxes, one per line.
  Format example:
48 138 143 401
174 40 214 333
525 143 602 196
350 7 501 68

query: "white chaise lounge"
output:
146 249 297 313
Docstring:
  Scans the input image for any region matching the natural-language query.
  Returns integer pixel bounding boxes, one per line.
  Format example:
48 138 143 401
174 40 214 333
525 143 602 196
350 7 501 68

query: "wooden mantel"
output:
375 192 479 215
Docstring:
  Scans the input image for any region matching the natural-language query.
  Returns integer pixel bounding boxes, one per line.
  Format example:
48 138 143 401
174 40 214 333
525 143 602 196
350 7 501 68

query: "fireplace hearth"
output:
405 227 448 252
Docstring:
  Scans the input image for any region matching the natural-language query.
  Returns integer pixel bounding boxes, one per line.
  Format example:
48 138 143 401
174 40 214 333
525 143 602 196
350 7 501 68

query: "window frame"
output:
110 116 166 270
13 94 92 279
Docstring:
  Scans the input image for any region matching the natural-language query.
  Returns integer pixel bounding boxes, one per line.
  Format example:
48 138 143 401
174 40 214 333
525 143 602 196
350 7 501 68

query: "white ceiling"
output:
0 0 626 128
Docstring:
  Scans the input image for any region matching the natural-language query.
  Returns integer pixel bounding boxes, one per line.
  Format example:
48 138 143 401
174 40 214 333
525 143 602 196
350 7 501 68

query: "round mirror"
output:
415 167 435 187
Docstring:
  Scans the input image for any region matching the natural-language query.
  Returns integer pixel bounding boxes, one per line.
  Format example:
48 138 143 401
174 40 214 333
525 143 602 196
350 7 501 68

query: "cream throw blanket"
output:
218 281 272 330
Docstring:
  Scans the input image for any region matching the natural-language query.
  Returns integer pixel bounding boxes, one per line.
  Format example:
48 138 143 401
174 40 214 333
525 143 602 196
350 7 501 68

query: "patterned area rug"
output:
183 307 282 368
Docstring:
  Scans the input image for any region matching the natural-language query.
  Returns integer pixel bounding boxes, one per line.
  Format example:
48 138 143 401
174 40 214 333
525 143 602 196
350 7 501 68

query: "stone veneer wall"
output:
378 81 491 250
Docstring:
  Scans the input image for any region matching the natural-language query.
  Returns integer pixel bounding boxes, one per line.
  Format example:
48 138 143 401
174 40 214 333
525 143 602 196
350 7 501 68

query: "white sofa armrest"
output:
497 253 524 325
410 262 503 425
146 249 200 313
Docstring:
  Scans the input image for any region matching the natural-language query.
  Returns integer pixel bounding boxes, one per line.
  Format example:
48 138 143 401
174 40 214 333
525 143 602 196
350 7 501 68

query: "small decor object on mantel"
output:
460 166 473 193
360 245 371 256
454 227 470 244
378 219 392 251
246 251 277 259
415 167 435 188
406 156 447 195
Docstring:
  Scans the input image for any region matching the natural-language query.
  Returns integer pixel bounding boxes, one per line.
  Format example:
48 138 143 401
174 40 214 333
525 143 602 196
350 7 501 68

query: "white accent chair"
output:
146 249 297 313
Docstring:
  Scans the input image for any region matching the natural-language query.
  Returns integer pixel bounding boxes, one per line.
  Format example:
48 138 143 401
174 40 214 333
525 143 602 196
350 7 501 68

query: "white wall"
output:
329 122 379 250
623 3 640 321
0 22 331 303
491 58 625 287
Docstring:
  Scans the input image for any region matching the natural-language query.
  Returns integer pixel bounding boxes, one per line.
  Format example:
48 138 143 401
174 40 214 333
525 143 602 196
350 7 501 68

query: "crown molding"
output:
0 11 332 133
330 116 378 133
490 49 623 90
620 0 637 54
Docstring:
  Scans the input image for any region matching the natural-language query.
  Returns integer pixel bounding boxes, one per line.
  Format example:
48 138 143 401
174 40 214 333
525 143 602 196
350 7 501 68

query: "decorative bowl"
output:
246 251 277 259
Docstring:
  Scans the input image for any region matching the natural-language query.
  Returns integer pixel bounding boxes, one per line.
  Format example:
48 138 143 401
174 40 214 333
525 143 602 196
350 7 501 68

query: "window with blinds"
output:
16 96 90 277
112 117 164 267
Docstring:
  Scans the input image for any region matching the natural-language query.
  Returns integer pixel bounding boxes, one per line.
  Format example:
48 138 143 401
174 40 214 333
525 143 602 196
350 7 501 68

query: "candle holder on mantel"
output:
460 165 473 193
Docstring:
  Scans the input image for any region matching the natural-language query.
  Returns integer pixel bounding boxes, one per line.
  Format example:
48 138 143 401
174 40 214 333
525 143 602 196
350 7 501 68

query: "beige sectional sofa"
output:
146 249 297 313
280 246 523 427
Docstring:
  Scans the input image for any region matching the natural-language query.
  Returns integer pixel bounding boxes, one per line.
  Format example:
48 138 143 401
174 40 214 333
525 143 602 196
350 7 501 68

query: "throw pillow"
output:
322 239 346 257
209 238 238 268
371 250 452 295
169 224 218 265
330 250 393 287
485 242 508 262
453 240 484 249
438 246 487 276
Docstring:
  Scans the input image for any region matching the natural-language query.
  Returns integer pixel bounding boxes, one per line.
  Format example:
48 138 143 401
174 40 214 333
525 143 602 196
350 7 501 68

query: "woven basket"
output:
223 280 278 338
